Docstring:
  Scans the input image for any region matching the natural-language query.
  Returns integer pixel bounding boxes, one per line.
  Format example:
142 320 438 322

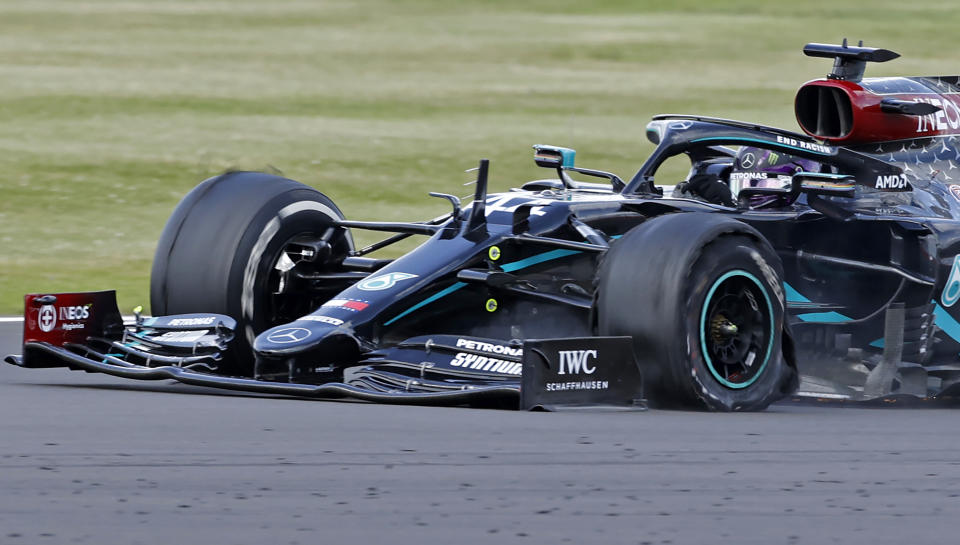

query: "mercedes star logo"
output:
266 327 312 344
740 152 756 169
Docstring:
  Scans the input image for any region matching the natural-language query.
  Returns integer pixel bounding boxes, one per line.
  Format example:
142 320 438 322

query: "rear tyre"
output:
595 213 796 411
150 171 353 376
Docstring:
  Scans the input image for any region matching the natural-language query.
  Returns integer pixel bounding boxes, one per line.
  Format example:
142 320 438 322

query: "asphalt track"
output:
2 320 960 544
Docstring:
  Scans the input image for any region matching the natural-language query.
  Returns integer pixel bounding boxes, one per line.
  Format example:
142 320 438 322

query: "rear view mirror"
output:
792 172 856 198
530 144 625 191
533 145 576 169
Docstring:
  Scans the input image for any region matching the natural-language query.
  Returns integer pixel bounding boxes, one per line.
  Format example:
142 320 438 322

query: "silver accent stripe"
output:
0 316 139 323
796 250 935 285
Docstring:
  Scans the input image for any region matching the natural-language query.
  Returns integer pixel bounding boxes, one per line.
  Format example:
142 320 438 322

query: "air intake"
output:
795 83 853 139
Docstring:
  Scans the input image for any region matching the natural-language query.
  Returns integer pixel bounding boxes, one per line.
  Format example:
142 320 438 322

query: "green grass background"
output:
1 0 958 314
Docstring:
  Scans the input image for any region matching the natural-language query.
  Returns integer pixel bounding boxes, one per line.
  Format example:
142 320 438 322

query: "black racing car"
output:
10 42 960 411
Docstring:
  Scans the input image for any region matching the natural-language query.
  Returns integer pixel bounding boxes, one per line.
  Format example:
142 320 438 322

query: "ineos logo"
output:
266 327 312 344
557 349 597 375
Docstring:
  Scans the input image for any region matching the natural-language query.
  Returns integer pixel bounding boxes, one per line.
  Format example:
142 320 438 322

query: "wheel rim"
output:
699 270 775 389
263 226 353 326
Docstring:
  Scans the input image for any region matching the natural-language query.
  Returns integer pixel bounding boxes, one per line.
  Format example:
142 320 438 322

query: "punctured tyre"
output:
595 212 797 411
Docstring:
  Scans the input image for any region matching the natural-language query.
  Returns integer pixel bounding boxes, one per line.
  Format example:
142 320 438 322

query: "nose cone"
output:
254 321 360 362
255 324 321 353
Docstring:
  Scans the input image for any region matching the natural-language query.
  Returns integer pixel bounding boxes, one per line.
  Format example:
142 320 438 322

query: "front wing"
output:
5 291 645 410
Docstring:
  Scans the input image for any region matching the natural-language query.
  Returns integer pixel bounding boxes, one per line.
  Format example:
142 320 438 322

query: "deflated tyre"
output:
595 212 798 411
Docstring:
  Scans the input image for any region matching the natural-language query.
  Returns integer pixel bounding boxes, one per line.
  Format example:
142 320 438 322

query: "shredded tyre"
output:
596 212 797 411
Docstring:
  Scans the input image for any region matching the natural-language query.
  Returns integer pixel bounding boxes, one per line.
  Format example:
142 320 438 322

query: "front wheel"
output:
595 213 797 411
150 171 353 376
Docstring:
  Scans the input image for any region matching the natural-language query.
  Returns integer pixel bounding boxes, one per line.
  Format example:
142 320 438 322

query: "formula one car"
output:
10 41 960 410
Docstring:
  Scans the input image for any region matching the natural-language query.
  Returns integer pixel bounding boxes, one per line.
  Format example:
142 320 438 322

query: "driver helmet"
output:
729 147 822 196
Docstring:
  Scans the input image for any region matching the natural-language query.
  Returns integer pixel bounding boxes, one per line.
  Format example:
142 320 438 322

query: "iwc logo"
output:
557 349 597 375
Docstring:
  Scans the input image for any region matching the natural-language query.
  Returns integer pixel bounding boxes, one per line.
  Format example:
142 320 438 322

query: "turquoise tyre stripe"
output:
699 270 775 389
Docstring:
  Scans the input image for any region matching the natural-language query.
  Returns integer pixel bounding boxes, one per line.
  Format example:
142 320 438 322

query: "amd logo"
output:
875 174 907 190
557 350 597 375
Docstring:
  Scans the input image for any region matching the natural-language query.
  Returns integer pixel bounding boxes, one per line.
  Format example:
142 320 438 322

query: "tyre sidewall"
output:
151 172 351 376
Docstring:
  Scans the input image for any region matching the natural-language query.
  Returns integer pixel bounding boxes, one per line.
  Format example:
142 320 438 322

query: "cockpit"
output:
628 116 909 207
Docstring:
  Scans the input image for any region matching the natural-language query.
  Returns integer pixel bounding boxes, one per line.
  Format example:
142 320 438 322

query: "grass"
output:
1 0 959 314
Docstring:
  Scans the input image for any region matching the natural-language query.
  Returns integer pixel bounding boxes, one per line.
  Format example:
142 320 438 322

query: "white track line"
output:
0 316 138 323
